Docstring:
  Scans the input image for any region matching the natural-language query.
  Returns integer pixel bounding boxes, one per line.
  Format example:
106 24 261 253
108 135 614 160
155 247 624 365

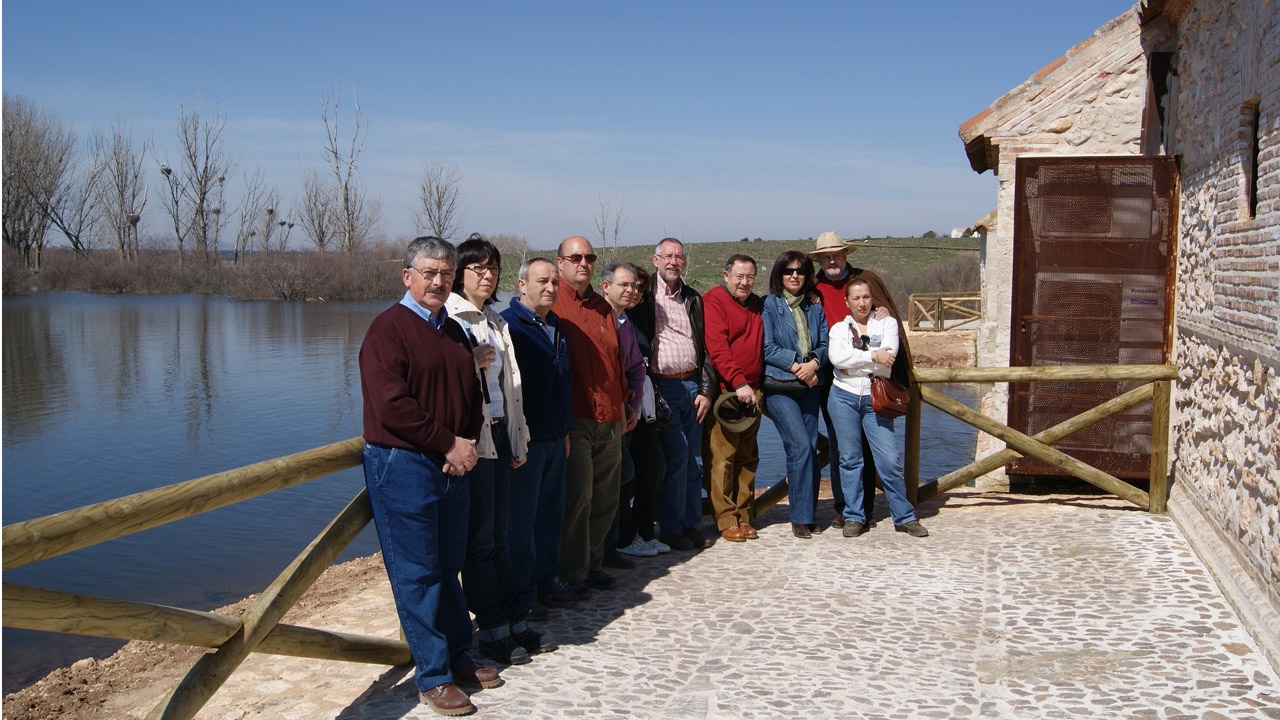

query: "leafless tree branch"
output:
412 159 464 240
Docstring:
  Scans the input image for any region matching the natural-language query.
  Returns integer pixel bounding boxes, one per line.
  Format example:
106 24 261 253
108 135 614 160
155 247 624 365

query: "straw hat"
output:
711 391 761 433
806 231 856 256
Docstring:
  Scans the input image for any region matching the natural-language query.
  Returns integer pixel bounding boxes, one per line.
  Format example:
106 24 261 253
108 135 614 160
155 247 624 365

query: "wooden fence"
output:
1 437 407 720
908 292 981 332
755 363 1175 516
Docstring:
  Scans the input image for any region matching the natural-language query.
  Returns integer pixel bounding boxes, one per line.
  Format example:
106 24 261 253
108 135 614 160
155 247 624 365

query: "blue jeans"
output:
462 419 521 631
508 436 567 606
764 387 820 524
826 388 917 526
821 379 877 521
656 377 705 534
363 442 472 691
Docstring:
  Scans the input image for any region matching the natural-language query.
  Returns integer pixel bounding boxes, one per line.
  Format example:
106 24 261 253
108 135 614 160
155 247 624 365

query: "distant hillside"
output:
503 236 980 305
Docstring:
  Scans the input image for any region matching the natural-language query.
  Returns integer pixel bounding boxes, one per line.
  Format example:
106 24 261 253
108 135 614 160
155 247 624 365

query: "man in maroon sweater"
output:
702 254 765 543
359 236 499 716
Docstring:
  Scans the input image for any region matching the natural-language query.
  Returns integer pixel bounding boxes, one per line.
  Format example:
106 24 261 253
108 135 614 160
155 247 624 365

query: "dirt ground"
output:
3 329 976 720
906 328 976 368
2 555 389 720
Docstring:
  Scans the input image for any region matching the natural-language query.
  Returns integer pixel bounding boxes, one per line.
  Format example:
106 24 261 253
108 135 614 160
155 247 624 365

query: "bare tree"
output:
412 159 464 240
488 232 529 268
232 168 266 263
594 196 629 260
320 88 381 252
260 189 294 253
157 104 235 266
297 168 336 252
2 95 77 269
91 123 149 262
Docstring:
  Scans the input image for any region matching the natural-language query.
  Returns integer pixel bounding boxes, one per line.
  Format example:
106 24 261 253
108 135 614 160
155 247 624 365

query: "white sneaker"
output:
646 537 671 554
618 537 658 558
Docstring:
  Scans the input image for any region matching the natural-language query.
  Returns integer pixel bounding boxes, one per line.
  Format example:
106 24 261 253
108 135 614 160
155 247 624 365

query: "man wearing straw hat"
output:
809 231 912 533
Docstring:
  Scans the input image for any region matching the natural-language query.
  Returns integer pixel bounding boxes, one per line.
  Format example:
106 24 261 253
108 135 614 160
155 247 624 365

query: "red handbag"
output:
870 377 909 418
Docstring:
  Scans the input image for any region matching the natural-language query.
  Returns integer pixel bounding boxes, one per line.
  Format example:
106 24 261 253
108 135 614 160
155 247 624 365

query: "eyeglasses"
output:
728 274 756 283
655 253 687 262
465 264 499 277
610 282 640 290
780 267 806 276
559 253 597 265
411 267 455 283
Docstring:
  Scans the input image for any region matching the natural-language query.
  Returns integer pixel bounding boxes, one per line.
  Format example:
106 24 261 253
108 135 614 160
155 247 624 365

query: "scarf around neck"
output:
782 289 811 359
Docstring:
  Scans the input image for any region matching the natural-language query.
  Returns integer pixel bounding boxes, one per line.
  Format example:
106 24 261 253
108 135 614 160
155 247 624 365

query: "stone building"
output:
956 0 1278 670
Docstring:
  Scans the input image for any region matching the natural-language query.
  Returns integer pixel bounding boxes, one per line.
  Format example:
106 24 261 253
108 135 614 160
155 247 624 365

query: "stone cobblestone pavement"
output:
195 490 1280 719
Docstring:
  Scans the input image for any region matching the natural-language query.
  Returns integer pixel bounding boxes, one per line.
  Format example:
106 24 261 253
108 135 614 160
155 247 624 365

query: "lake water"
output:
1 292 976 692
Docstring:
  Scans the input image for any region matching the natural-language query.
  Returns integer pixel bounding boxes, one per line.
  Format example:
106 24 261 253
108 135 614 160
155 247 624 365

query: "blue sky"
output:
3 1 1135 250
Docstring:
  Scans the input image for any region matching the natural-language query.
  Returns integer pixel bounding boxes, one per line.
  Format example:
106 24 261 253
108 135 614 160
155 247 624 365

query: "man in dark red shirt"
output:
359 236 500 716
703 254 765 543
553 235 634 594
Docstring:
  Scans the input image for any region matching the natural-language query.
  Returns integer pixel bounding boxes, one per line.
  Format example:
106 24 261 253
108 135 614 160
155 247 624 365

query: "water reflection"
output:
2 293 391 692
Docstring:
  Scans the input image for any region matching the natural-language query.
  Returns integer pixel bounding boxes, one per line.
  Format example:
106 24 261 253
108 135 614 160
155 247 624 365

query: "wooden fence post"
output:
1149 380 1171 514
904 384 922 504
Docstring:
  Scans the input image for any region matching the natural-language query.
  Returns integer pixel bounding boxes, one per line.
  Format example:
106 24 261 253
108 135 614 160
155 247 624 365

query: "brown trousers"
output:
707 415 761 531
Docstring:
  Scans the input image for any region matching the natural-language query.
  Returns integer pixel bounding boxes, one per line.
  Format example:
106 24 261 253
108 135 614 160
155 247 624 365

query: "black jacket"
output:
630 277 716 399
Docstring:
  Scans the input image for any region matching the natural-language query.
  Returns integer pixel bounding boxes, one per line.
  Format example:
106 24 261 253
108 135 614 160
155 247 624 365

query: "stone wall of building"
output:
1166 0 1280 634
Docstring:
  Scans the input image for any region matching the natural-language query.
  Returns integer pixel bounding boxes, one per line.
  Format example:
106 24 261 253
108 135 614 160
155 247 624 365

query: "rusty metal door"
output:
1009 156 1178 479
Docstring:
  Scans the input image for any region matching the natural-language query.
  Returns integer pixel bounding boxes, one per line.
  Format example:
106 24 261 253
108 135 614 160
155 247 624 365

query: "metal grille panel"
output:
1009 156 1178 479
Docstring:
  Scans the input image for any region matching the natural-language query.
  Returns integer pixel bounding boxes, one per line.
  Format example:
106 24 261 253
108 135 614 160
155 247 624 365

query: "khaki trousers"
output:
560 418 622 585
707 415 761 531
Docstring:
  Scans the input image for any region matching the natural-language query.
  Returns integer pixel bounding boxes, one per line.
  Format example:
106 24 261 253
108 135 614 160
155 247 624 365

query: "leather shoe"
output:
454 661 502 689
791 523 812 539
682 526 711 548
895 519 929 537
585 569 616 590
419 682 475 716
658 532 695 551
738 521 758 539
831 515 846 529
808 523 824 534
842 521 866 538
720 524 747 542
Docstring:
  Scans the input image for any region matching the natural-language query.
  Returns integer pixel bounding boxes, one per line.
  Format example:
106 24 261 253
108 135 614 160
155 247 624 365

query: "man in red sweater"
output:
702 254 764 543
359 236 500 716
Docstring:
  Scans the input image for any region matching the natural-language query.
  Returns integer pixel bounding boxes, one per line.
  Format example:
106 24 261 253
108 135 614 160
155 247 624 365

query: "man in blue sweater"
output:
501 258 577 617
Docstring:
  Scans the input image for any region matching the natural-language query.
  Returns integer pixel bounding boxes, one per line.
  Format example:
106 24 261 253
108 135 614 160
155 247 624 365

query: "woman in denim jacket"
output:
761 250 829 538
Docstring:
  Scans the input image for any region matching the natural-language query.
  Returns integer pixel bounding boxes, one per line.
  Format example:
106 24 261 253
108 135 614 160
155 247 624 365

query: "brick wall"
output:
1168 0 1280 616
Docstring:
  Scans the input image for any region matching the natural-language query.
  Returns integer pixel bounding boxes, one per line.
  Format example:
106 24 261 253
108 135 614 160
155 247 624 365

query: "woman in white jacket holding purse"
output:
826 278 928 539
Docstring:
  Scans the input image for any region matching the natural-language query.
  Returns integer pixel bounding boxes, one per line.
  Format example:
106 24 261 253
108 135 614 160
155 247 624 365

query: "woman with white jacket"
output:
826 278 928 539
445 235 554 666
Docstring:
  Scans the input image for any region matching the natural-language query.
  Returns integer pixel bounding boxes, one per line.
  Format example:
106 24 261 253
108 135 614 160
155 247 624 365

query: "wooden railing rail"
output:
902 363 1176 513
908 292 981 332
0 437 408 720
2 437 364 571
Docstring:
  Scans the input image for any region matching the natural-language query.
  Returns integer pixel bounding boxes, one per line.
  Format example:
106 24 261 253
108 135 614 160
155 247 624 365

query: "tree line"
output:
2 90 479 272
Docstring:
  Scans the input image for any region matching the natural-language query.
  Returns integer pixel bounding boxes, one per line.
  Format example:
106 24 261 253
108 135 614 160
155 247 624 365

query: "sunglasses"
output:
559 253 597 265
780 267 806 276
